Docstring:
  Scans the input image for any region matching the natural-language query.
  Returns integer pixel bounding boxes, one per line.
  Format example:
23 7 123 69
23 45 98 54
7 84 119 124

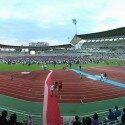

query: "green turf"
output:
0 94 42 114
0 60 125 71
59 96 125 116
0 62 41 71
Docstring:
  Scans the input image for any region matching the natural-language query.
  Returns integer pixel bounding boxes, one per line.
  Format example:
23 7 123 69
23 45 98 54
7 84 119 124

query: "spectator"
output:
0 110 8 125
91 113 99 125
85 117 91 125
107 109 115 121
81 117 87 125
121 108 125 125
8 113 22 125
114 106 121 119
27 116 34 125
72 115 81 125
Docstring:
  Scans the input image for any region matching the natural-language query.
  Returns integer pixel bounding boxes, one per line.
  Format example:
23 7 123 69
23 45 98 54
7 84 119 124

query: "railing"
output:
61 107 123 125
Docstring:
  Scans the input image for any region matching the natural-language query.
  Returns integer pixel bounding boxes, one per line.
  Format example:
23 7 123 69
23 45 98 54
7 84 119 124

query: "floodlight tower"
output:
67 37 70 42
72 18 78 49
72 18 77 35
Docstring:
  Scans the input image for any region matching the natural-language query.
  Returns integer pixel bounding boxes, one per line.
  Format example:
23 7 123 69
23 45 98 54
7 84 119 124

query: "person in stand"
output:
106 109 115 121
72 115 81 125
0 110 8 125
8 113 21 125
121 108 125 125
91 113 100 125
27 116 34 125
114 106 121 120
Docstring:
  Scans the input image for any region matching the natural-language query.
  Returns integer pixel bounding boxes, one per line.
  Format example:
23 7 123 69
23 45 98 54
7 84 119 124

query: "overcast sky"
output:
0 0 125 46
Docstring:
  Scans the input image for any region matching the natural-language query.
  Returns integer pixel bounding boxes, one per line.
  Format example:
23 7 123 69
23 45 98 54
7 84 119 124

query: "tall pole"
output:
72 18 77 35
67 37 70 42
72 18 77 48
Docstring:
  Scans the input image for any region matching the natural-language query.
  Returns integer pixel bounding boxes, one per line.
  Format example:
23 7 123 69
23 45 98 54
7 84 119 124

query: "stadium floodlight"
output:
67 37 70 42
72 18 77 35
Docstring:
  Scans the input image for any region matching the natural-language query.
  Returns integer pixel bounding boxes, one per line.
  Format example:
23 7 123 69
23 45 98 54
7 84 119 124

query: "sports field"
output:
0 60 125 124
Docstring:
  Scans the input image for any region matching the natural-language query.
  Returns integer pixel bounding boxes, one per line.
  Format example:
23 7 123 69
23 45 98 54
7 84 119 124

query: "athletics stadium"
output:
0 27 125 125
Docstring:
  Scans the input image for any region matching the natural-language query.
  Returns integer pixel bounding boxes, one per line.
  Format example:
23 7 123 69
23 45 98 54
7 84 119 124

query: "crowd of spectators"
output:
0 56 105 66
0 110 34 125
70 106 125 125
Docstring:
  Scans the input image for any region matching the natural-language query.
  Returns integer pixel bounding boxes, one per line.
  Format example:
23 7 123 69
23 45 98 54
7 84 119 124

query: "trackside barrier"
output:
61 107 124 125
0 106 41 125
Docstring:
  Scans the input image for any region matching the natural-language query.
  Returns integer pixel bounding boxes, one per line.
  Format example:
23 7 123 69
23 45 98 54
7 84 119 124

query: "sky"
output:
0 0 125 46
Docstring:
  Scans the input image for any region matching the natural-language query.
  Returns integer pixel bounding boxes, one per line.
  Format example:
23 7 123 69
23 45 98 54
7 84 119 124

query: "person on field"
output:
79 65 82 71
58 81 63 93
54 81 59 95
79 73 83 80
50 81 58 96
100 73 104 82
11 74 14 80
50 84 55 96
104 73 107 80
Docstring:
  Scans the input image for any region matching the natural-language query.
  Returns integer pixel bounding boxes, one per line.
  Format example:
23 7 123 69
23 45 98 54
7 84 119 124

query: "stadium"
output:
0 26 125 125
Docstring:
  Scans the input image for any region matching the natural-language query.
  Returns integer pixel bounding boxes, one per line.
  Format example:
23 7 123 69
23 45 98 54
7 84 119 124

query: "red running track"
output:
0 66 125 103
0 70 49 102
51 69 125 103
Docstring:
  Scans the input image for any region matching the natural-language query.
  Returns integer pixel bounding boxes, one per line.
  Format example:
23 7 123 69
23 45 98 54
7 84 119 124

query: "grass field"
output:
0 60 125 71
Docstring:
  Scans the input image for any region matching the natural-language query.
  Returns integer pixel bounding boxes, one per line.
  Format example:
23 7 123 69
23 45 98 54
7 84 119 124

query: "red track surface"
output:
84 66 125 84
0 70 49 102
0 66 125 103
51 68 125 103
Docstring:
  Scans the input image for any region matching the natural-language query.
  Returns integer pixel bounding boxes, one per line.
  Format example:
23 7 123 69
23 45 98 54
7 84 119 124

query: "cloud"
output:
0 0 125 45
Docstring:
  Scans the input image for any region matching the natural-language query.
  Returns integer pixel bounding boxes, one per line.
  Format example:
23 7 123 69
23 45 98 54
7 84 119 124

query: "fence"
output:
62 107 124 125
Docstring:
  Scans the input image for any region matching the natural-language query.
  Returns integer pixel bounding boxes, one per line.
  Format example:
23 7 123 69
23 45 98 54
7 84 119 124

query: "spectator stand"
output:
0 106 41 125
61 107 124 125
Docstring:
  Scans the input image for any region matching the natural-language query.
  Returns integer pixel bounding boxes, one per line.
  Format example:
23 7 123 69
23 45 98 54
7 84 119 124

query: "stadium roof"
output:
0 43 73 50
70 27 125 45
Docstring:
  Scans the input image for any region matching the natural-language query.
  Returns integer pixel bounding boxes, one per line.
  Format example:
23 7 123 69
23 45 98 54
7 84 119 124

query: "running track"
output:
0 66 125 103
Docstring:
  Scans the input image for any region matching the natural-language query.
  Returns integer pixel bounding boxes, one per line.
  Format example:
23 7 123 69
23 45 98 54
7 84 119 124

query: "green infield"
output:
0 60 124 71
